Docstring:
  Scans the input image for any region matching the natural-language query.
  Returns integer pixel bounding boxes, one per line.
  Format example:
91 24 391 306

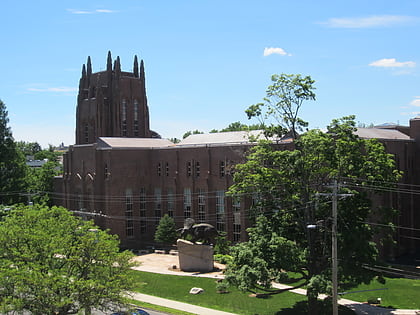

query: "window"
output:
84 124 89 143
140 220 146 234
183 188 192 219
122 99 127 136
216 191 225 232
233 197 241 242
195 161 200 177
155 188 162 225
139 187 146 217
125 189 134 238
219 161 225 177
165 162 169 177
187 161 192 177
198 189 206 222
133 100 139 136
167 188 174 217
157 162 162 176
104 164 110 179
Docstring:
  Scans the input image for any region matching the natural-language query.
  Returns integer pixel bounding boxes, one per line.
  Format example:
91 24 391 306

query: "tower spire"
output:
87 56 92 77
114 56 121 75
133 55 139 78
107 51 112 73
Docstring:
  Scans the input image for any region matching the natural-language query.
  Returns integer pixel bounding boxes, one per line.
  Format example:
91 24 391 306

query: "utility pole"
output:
318 180 352 315
332 180 338 315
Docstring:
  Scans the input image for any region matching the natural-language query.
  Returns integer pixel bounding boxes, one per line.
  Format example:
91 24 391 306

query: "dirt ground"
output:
131 253 225 279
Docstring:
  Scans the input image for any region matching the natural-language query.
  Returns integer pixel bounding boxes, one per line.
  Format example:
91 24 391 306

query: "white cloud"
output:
67 8 115 14
410 97 420 107
27 87 78 93
263 47 291 57
322 15 416 28
369 58 416 68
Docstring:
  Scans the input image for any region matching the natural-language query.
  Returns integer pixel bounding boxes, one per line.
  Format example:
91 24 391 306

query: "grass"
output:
340 276 420 309
129 270 354 315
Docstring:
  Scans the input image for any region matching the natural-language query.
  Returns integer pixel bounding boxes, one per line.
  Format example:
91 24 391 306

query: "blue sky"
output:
2 0 420 147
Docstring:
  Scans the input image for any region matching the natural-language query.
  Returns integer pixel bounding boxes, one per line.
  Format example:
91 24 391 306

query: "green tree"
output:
0 205 135 315
16 141 42 156
182 129 204 139
225 116 400 315
0 99 27 205
154 214 178 246
26 160 61 205
245 74 316 139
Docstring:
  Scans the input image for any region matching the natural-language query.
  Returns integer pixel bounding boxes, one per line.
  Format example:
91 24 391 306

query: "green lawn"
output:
129 270 354 315
340 276 420 309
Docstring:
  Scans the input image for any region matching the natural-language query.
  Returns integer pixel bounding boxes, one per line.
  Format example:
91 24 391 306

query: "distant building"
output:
54 52 420 258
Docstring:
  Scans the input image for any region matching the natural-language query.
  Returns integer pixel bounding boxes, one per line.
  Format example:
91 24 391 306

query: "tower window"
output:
122 99 127 136
84 124 89 143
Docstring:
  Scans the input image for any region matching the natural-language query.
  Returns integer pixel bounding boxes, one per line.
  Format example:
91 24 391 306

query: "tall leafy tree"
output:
245 74 316 139
154 214 178 246
0 99 27 205
0 205 135 314
225 116 400 315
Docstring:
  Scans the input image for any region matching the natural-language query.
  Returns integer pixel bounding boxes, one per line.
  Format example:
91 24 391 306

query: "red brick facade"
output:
54 53 420 257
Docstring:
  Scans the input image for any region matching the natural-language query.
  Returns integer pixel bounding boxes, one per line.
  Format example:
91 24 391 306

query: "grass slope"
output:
129 270 354 315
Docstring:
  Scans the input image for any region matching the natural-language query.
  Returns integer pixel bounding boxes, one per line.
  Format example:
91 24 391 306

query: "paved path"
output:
131 253 420 315
130 292 237 315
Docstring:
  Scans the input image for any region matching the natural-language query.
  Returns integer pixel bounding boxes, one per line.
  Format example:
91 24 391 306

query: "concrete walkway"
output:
130 292 237 315
131 254 420 315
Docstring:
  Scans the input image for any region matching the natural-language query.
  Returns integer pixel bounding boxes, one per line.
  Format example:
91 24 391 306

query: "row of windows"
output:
156 160 229 178
124 188 241 238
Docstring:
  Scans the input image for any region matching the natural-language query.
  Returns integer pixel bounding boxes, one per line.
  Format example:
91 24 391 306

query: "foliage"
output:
25 160 61 205
182 130 204 139
0 99 27 205
226 116 401 312
214 254 233 265
245 74 316 139
210 121 266 133
0 205 135 314
16 141 42 156
154 214 178 245
213 232 231 255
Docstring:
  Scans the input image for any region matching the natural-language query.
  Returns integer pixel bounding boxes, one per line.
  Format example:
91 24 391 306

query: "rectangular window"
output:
140 220 146 234
122 99 127 136
84 124 89 143
139 187 146 217
167 188 174 217
184 188 192 219
166 162 169 177
198 189 206 222
133 100 139 136
219 161 225 177
155 188 162 225
125 189 134 238
187 161 192 177
195 161 200 177
233 223 241 242
233 196 241 242
216 190 225 232
157 162 162 176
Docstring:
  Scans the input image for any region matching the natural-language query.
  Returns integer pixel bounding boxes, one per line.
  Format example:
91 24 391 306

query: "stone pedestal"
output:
177 239 214 272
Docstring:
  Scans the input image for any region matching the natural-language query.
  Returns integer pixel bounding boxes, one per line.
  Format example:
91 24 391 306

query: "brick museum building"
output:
54 52 420 258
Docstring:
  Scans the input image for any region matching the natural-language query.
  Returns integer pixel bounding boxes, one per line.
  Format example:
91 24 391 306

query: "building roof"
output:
97 137 174 149
177 130 284 146
355 128 411 140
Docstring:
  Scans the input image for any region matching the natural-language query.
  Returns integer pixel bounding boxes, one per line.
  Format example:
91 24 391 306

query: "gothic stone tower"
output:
75 51 153 144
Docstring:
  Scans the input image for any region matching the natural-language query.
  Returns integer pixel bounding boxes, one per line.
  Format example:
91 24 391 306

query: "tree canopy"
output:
0 99 27 205
245 74 316 139
225 116 400 314
0 205 135 314
154 214 178 246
